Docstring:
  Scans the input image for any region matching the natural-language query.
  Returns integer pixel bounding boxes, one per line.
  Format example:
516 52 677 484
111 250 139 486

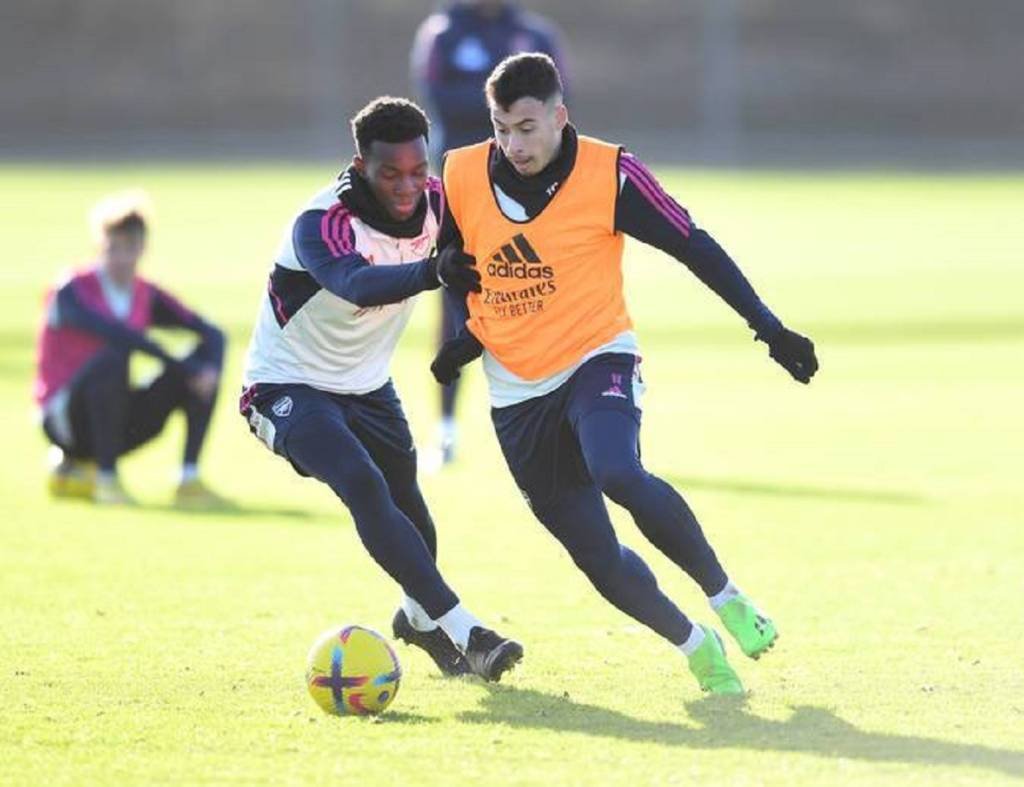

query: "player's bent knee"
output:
570 541 624 586
336 460 390 499
281 411 374 484
591 461 648 502
382 454 419 490
302 444 390 506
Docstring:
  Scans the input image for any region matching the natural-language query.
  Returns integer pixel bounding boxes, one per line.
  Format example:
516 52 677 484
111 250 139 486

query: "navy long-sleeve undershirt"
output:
615 153 782 338
55 284 225 372
291 210 439 308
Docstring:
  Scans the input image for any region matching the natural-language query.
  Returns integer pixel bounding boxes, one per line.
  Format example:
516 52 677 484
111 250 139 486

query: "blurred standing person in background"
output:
411 0 568 469
35 192 227 506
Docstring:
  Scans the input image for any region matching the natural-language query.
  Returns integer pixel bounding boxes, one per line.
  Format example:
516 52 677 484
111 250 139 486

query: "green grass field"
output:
1 164 1022 786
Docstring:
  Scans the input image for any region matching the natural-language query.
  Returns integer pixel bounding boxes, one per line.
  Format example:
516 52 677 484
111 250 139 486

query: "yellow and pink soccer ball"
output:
306 625 402 716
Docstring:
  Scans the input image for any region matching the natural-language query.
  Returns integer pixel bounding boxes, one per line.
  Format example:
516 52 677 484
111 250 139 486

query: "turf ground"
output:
1 164 1021 786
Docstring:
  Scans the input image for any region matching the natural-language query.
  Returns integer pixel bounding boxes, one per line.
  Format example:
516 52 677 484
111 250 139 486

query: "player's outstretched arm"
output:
615 151 819 383
756 326 818 384
294 209 444 307
293 209 480 306
434 241 481 294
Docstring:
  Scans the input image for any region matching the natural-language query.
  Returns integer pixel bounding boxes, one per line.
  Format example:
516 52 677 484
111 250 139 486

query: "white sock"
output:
401 595 438 632
677 624 706 657
181 463 199 484
708 580 741 611
436 603 483 651
438 417 457 447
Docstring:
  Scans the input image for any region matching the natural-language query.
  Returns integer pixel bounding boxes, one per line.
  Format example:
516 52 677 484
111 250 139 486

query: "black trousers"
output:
43 348 218 472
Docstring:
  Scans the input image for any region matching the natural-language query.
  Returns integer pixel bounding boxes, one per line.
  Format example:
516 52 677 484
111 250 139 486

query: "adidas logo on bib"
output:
486 234 554 280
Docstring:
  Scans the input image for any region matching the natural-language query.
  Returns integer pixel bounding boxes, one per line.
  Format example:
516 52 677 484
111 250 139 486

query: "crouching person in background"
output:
34 191 227 507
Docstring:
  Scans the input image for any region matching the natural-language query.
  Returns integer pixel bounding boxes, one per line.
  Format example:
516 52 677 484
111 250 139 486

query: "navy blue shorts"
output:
491 353 643 510
241 381 416 480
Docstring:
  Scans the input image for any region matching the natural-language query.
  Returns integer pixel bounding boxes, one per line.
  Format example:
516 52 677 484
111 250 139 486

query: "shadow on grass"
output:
665 474 927 506
47 488 332 522
324 710 436 725
372 710 437 725
458 686 1023 779
144 501 318 520
48 494 341 524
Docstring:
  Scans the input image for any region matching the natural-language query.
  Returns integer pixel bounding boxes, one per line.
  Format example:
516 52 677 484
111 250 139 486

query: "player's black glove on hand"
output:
758 326 819 384
431 332 484 385
428 242 481 295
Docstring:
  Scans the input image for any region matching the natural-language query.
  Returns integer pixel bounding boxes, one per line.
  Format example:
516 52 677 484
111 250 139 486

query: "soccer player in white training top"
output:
240 97 522 681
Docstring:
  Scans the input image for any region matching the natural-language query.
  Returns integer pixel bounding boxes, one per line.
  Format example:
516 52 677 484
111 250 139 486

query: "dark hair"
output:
90 190 150 240
485 52 563 110
350 96 430 157
107 212 146 236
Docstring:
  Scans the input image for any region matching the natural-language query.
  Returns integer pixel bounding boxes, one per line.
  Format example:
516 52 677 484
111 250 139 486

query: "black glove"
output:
758 326 819 384
431 332 484 385
428 242 481 295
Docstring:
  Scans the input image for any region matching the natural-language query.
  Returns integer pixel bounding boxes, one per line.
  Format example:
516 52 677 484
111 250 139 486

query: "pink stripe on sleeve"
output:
628 154 693 231
621 155 692 236
337 211 353 254
321 207 341 257
330 209 343 253
620 154 692 238
321 204 356 258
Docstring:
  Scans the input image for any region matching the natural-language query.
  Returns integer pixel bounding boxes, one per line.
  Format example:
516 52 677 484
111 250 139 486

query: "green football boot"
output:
687 625 744 695
716 595 778 659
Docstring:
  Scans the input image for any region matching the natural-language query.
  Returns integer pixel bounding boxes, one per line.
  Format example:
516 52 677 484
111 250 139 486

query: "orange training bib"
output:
444 136 631 380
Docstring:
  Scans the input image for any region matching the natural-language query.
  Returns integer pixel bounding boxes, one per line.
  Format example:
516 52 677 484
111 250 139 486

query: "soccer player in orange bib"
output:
432 53 819 694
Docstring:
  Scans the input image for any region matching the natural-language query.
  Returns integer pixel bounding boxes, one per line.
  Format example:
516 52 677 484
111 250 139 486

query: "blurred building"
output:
2 0 1021 166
